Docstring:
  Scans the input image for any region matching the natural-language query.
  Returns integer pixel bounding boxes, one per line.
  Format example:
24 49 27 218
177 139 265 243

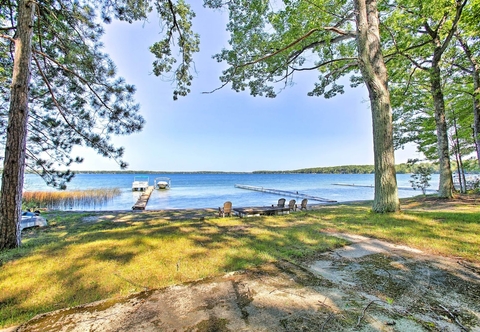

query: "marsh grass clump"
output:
22 188 122 210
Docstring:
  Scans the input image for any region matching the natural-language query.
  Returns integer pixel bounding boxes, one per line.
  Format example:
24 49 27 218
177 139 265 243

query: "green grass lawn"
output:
1 196 479 328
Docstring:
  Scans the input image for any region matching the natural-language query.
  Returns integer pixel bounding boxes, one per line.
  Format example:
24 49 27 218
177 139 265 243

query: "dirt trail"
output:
8 232 480 332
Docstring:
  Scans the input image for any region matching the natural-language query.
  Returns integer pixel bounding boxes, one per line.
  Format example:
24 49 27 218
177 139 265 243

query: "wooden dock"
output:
332 183 374 188
132 186 154 210
234 184 337 203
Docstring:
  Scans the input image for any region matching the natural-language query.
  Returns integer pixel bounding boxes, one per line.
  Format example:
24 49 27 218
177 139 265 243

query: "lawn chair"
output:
300 198 308 211
288 199 297 211
277 198 286 208
218 201 232 217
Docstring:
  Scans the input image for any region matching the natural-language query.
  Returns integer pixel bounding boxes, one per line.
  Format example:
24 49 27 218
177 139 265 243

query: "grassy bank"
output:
1 195 479 328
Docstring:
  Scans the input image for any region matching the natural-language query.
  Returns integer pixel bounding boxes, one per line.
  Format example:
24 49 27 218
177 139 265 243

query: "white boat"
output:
132 176 149 191
20 211 48 231
154 177 171 190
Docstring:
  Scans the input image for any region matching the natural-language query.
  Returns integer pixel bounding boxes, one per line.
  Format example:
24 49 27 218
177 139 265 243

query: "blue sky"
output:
72 3 419 172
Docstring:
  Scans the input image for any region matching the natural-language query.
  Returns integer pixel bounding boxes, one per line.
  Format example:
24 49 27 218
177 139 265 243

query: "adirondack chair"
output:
288 199 297 211
218 201 233 217
300 198 308 211
277 198 286 208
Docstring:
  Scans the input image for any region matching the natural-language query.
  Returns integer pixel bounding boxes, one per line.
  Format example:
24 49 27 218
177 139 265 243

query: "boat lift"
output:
154 177 171 190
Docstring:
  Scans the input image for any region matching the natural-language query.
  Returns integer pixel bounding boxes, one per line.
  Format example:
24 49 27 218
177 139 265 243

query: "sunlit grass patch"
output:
0 210 349 327
1 196 479 328
304 199 480 261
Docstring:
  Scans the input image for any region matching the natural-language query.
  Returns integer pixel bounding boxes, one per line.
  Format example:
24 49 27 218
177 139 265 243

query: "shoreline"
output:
23 173 430 212
43 200 360 216
21 161 439 175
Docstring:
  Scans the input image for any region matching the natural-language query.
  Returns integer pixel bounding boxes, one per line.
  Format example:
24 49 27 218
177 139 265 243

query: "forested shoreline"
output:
14 161 480 175
255 163 429 174
16 162 442 175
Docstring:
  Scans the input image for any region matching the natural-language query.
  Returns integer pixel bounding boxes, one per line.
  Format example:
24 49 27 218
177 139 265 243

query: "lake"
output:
23 172 439 211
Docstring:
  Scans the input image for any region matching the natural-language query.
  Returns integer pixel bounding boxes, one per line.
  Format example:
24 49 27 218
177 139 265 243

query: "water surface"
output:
23 173 439 211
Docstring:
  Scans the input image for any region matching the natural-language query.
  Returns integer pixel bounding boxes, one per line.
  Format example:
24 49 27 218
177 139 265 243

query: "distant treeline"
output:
15 163 450 175
20 170 251 175
254 163 440 174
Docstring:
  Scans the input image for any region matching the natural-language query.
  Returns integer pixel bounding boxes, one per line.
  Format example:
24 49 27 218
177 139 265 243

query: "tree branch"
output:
303 0 353 22
356 301 377 328
455 31 477 74
240 28 322 67
451 62 472 74
324 26 355 36
0 33 14 42
203 5 356 96
323 62 357 81
288 31 355 63
166 0 182 43
382 21 432 70
165 0 191 83
439 0 467 55
32 53 120 164
32 48 127 123
291 57 357 72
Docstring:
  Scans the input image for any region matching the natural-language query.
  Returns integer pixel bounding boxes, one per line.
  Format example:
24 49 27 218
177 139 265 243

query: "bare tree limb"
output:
355 300 377 328
438 305 469 332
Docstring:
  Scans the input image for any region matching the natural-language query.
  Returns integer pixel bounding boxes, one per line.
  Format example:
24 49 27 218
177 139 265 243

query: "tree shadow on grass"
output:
3 200 480 328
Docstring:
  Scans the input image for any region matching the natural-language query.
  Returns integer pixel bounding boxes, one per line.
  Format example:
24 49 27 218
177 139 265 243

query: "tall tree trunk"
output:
430 62 454 198
452 112 466 193
355 0 399 212
473 72 480 168
457 34 480 167
453 142 465 193
422 2 466 199
0 0 35 250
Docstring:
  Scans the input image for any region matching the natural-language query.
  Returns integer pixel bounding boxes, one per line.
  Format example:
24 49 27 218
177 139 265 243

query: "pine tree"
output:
0 0 200 249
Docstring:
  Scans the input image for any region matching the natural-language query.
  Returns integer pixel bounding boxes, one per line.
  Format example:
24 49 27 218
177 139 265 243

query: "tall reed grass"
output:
22 188 122 209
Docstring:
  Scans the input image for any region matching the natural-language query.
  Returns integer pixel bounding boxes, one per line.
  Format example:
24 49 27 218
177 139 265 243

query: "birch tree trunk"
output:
0 0 35 250
355 0 400 212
